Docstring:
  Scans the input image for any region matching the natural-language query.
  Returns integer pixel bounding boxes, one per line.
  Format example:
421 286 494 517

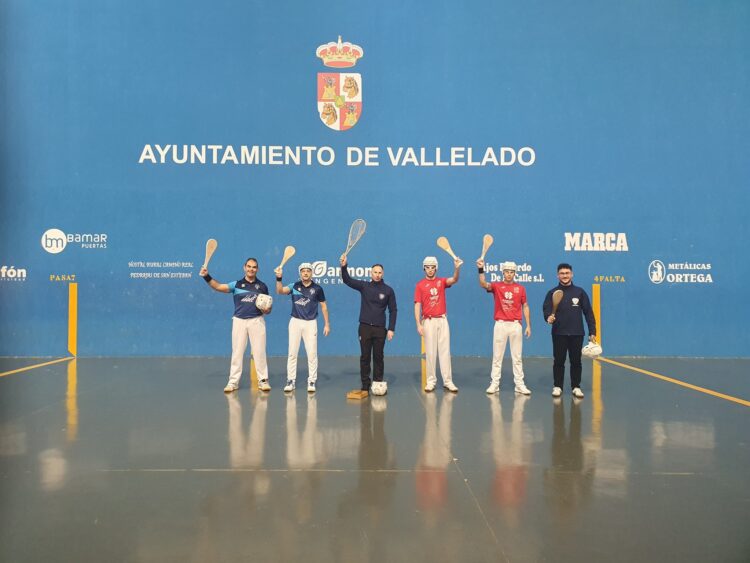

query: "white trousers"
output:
490 320 526 385
423 316 453 386
228 316 268 386
287 317 318 382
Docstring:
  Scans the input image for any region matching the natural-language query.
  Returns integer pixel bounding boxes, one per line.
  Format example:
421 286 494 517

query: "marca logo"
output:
0 265 27 282
311 260 372 285
41 228 108 254
317 36 363 131
565 232 629 252
649 260 713 284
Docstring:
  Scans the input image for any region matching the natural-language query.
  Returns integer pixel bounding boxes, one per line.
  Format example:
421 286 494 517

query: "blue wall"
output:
1 0 748 357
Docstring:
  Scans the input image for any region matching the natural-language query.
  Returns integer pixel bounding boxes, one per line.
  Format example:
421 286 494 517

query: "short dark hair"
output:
557 263 573 272
245 258 258 266
371 263 384 270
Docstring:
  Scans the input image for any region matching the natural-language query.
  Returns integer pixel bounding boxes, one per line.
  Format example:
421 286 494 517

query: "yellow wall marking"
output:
599 357 750 408
68 283 78 356
66 359 78 443
251 357 258 391
591 283 601 344
0 356 74 378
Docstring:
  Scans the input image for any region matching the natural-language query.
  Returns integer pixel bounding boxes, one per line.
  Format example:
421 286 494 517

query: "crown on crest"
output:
316 36 363 68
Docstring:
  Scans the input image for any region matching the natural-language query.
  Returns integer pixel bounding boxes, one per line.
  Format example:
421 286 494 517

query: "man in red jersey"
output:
414 255 462 392
477 259 532 395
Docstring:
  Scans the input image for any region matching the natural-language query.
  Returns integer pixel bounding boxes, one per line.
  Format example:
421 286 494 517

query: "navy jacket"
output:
341 266 397 331
542 283 596 336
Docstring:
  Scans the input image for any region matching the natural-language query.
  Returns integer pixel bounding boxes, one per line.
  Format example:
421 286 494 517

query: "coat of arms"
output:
316 36 363 131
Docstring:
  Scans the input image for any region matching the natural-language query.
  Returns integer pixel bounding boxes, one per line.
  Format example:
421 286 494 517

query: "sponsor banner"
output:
648 260 713 284
41 228 108 254
311 260 371 285
0 265 27 282
128 260 194 280
565 232 629 252
484 262 545 283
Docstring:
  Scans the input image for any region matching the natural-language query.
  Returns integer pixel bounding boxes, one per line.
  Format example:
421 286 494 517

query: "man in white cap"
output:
274 262 330 393
476 259 532 395
414 255 463 392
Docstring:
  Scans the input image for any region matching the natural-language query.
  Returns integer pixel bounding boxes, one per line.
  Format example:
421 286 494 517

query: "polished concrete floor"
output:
0 356 748 562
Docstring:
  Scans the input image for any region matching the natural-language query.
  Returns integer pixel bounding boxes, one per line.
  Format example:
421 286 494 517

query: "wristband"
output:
202 274 213 283
477 267 485 274
276 276 283 282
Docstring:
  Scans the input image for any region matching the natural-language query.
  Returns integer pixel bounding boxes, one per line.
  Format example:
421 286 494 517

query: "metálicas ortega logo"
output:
649 260 713 284
648 260 666 284
41 228 108 253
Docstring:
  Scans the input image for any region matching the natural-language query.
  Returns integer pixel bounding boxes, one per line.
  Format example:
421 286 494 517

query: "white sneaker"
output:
515 384 531 395
572 387 585 398
258 379 271 392
552 386 562 397
307 380 316 393
424 382 436 392
486 382 500 394
223 383 238 393
283 380 295 393
371 381 388 396
443 382 459 393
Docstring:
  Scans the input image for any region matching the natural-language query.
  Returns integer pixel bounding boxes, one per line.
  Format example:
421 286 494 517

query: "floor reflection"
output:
544 398 594 520
334 397 396 561
226 392 270 497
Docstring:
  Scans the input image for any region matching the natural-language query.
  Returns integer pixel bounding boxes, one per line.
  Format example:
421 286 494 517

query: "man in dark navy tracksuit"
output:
542 263 597 398
340 254 397 393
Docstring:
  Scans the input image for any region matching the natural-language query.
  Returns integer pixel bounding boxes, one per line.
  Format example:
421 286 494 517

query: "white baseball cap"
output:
423 256 438 267
501 261 518 271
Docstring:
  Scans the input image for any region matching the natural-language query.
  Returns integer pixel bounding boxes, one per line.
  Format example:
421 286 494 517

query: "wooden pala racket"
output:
203 239 218 268
436 236 459 261
479 234 493 261
551 289 564 316
277 245 296 270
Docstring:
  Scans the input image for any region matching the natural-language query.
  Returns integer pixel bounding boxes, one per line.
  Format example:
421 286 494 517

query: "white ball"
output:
255 293 273 312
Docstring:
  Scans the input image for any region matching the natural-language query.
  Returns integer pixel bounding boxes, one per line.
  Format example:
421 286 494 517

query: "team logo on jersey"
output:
572 298 580 306
316 36 363 131
430 287 438 296
310 288 316 295
504 291 513 299
254 284 259 290
379 293 385 300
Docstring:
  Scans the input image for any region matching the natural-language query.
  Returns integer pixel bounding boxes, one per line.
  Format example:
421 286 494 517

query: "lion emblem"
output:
342 76 359 99
321 77 336 101
343 104 359 127
320 103 338 126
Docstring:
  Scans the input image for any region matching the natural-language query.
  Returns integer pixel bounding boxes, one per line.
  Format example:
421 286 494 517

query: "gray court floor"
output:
1 356 748 562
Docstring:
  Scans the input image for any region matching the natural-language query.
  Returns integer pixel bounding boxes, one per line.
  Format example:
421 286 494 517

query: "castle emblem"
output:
316 36 363 131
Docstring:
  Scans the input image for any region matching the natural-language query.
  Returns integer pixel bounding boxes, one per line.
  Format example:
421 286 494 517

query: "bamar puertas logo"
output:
316 36 363 131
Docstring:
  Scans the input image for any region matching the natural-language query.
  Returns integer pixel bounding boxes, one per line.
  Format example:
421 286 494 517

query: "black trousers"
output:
358 323 386 389
552 334 584 389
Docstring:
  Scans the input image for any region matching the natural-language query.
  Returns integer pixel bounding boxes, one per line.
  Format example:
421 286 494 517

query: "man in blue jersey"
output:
339 254 397 396
274 262 330 393
542 263 597 398
200 258 272 393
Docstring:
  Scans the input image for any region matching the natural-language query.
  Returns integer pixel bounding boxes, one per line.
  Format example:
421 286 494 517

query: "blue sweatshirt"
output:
542 283 596 336
341 266 397 331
